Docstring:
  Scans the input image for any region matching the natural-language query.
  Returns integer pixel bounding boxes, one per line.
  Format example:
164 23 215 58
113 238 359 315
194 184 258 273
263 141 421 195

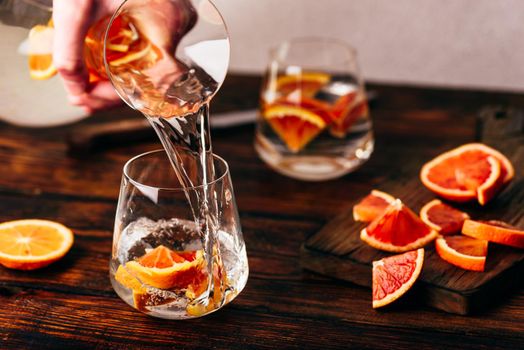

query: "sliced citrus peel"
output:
435 235 488 272
0 219 74 270
353 190 396 223
372 248 424 308
419 199 470 235
420 143 514 205
361 199 438 253
462 220 524 249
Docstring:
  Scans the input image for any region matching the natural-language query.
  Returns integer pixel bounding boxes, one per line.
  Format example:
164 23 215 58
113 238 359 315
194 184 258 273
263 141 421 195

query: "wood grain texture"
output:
302 107 524 315
0 75 523 349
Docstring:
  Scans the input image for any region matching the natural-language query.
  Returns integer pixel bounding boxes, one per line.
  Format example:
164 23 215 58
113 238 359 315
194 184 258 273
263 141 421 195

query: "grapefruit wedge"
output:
361 200 438 253
462 220 524 249
264 104 328 152
420 143 514 205
353 190 396 222
435 235 488 272
372 248 424 308
419 199 470 235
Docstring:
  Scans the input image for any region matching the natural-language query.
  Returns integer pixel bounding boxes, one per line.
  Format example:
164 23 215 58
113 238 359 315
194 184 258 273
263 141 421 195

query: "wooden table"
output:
0 75 522 349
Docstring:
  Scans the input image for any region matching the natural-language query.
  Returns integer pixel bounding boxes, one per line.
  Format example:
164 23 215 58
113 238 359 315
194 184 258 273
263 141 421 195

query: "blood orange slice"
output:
372 248 424 308
276 72 330 97
435 235 488 272
353 190 396 222
330 92 369 138
361 200 438 252
264 104 328 152
462 220 524 249
419 199 470 235
420 143 514 205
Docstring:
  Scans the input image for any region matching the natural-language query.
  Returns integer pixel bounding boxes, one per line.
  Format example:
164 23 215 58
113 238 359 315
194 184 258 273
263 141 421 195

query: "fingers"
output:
52 0 93 97
69 81 122 113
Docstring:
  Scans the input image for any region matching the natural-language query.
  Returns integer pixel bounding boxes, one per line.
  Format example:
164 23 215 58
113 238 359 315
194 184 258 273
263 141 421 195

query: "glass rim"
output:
123 149 230 192
270 36 358 62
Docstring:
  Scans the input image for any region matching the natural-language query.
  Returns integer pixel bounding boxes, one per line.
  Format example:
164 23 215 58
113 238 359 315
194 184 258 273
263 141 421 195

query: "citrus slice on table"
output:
419 199 470 235
353 190 396 222
462 220 524 249
420 143 514 205
27 25 57 80
123 245 206 290
264 104 328 152
372 248 424 308
435 235 488 272
361 200 438 252
0 219 74 270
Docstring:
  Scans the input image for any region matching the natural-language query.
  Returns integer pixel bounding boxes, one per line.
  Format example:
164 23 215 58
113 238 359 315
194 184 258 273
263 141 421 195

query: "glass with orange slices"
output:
255 38 374 181
110 150 248 319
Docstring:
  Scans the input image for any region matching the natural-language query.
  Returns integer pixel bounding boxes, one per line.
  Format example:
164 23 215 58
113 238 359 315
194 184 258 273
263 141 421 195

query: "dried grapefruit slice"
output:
435 235 488 272
0 219 74 270
264 104 328 152
123 245 206 290
361 200 438 252
462 220 524 249
420 143 514 205
372 248 424 308
28 25 57 80
419 199 470 235
353 190 396 222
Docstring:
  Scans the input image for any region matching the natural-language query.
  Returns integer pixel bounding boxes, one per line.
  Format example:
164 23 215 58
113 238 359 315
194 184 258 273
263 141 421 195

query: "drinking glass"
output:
255 38 374 181
110 150 248 319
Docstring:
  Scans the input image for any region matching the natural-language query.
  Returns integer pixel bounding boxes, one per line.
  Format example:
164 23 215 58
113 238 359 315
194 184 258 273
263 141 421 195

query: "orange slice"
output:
420 143 514 205
264 104 328 152
123 245 206 290
462 220 524 249
361 199 438 252
275 72 330 97
372 248 424 308
0 219 74 270
28 25 57 80
419 199 470 235
330 92 369 138
435 235 488 272
353 190 396 222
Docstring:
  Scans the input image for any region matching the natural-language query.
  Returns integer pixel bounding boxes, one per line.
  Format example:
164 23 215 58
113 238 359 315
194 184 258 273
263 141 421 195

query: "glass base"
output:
255 133 374 181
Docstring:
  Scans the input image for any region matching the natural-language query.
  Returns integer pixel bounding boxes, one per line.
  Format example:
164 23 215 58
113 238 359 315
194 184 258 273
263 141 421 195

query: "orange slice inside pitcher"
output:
0 219 74 270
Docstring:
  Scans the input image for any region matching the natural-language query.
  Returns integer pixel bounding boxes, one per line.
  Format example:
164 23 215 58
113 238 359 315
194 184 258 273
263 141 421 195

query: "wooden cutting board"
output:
300 107 524 315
